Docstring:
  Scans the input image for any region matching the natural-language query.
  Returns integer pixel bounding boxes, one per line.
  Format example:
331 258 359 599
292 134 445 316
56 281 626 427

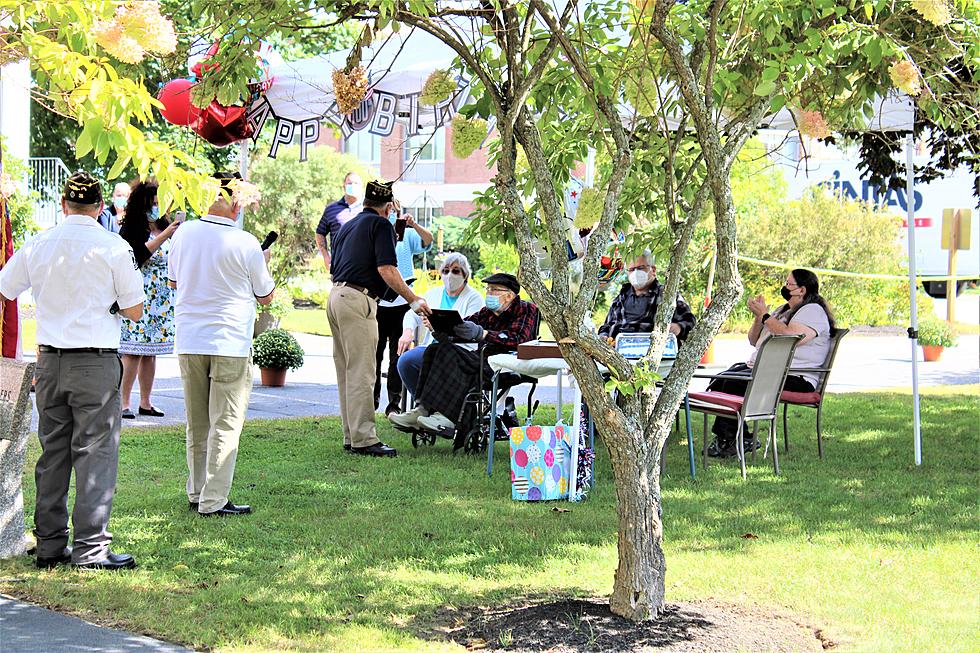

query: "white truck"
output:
780 158 979 297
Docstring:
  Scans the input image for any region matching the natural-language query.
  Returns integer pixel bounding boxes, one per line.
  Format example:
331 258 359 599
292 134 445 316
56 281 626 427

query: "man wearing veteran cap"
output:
389 272 537 436
0 172 145 570
329 179 430 457
168 172 275 517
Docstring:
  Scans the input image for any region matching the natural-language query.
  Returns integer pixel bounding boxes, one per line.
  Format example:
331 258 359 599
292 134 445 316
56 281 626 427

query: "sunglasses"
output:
440 268 464 275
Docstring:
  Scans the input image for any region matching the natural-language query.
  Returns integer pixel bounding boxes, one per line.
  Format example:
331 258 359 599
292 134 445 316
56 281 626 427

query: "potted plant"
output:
917 317 958 362
253 328 305 386
254 296 289 338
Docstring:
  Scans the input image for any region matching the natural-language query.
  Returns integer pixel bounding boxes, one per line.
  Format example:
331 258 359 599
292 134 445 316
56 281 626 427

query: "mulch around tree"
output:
421 598 836 653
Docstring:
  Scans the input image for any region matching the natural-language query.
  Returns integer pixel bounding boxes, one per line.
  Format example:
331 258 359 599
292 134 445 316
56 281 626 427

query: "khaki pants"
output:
327 287 379 448
33 350 122 564
178 354 252 513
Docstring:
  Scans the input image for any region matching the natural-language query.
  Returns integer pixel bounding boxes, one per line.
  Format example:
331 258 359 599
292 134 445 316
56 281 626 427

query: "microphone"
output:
109 302 119 315
260 231 279 251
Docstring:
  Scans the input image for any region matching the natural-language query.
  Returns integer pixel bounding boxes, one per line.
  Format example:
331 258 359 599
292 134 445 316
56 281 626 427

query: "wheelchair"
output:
394 306 543 453
399 341 539 453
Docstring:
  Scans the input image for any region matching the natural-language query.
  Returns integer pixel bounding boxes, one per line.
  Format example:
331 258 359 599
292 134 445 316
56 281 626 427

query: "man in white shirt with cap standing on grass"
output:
0 171 146 570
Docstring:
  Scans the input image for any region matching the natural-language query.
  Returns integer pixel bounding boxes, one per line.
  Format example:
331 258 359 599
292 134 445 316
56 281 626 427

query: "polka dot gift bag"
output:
509 423 572 501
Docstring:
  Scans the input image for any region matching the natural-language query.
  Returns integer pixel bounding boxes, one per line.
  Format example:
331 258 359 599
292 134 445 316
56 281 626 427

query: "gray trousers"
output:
33 350 122 564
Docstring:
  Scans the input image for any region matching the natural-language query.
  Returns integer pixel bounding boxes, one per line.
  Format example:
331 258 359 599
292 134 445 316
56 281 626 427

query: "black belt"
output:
39 345 118 354
334 281 379 301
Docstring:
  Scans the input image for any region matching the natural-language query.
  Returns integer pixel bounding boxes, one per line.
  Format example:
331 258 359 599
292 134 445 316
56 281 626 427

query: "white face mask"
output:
628 269 649 289
442 273 465 293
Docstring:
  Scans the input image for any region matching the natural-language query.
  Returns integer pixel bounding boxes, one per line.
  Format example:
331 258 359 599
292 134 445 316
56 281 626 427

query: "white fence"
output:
28 157 70 229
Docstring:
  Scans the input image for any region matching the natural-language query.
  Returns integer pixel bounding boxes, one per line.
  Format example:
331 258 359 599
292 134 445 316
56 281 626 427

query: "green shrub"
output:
257 295 291 320
247 146 371 288
917 316 958 347
253 328 305 370
736 187 910 327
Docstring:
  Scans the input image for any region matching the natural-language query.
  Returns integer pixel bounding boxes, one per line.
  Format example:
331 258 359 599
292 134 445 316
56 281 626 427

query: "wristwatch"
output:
761 312 771 324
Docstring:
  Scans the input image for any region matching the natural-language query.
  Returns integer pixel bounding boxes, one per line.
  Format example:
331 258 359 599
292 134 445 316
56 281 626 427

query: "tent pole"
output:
905 133 922 466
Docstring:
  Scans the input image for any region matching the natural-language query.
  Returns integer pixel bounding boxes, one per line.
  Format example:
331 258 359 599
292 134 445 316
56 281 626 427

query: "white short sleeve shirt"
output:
167 215 275 357
0 214 145 349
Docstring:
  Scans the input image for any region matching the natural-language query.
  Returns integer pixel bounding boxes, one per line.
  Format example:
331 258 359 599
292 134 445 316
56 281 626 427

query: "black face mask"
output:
780 286 793 301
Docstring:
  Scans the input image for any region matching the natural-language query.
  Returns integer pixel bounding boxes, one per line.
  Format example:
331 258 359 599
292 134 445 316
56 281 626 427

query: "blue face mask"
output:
150 206 160 221
389 211 397 224
485 295 502 311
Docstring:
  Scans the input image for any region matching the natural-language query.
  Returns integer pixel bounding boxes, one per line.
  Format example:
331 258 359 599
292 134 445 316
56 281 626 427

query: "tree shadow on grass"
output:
2 391 975 650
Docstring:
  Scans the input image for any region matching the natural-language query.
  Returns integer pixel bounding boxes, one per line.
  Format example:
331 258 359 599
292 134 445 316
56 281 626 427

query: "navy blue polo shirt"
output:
330 208 398 299
315 198 360 250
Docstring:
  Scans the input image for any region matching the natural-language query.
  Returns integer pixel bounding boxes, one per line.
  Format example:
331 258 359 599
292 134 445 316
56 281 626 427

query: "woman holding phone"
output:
118 179 181 418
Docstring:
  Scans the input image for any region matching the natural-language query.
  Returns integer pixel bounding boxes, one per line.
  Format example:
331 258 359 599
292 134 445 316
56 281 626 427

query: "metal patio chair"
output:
687 334 803 479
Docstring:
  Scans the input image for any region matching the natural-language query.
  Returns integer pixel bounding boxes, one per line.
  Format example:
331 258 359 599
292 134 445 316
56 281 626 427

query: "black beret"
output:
483 272 520 294
365 179 394 203
63 172 103 205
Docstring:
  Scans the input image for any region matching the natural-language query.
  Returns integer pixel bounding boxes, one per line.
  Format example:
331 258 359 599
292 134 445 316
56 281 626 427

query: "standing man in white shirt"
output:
0 172 145 570
167 172 275 517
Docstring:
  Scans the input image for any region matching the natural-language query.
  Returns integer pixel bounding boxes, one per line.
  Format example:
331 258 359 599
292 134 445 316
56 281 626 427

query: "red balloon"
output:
158 79 200 126
192 101 253 147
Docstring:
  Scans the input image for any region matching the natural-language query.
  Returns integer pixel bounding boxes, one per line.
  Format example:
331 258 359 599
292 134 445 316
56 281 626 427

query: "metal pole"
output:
905 134 922 466
236 140 249 229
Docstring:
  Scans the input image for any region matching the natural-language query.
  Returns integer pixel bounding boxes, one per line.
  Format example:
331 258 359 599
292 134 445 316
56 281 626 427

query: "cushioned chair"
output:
687 334 803 479
779 328 849 459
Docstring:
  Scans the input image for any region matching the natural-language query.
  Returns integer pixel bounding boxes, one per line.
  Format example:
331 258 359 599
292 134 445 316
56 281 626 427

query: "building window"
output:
344 130 381 165
404 129 445 163
405 205 443 227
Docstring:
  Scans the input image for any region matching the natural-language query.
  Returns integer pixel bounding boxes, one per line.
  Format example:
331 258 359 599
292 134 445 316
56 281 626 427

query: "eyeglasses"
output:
627 265 651 273
785 282 800 288
441 268 463 276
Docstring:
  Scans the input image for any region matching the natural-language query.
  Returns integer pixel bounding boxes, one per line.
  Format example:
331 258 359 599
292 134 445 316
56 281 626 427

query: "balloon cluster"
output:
156 42 280 147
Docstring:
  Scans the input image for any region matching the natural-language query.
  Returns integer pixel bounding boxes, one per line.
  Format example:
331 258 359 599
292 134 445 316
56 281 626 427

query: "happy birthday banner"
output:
252 81 470 162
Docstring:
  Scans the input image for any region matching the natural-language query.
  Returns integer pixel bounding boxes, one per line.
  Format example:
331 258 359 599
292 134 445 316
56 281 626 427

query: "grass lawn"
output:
279 306 331 337
1 388 977 652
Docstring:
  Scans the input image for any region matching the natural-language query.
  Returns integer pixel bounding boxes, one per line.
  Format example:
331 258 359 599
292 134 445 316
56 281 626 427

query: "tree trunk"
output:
607 428 666 620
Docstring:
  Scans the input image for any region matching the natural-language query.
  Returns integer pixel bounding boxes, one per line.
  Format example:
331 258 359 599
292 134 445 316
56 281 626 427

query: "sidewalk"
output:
20 327 980 433
0 595 191 652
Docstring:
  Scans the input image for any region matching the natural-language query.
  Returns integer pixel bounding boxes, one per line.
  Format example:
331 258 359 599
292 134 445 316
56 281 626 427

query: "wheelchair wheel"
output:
463 419 490 455
412 430 436 448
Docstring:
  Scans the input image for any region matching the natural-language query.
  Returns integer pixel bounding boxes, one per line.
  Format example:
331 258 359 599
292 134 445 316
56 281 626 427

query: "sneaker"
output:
706 437 729 458
389 405 429 431
417 412 455 433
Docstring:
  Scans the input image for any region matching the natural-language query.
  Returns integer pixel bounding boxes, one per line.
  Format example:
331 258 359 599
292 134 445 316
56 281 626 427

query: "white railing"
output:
28 157 71 229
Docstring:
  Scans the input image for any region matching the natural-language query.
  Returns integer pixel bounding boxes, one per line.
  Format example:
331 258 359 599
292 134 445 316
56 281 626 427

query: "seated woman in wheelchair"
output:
707 268 836 458
394 252 484 403
388 272 537 435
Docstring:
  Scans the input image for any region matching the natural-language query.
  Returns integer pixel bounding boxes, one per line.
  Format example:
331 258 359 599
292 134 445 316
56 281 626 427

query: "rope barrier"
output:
737 255 974 283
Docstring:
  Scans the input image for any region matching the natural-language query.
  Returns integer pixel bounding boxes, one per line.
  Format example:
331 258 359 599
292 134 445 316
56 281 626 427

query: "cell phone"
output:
394 216 408 241
174 211 187 223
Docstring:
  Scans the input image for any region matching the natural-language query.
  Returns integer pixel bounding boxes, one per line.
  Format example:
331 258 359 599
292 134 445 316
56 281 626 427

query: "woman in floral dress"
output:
119 180 179 418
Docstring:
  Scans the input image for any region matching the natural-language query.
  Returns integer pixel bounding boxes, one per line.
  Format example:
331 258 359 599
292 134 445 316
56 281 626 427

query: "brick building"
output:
317 123 495 224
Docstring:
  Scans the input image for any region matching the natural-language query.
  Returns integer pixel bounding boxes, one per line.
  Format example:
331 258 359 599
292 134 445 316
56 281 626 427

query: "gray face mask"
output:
628 270 649 289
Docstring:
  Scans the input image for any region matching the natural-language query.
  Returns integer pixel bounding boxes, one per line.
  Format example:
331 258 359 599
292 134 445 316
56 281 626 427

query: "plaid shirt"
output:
598 280 696 341
465 298 538 350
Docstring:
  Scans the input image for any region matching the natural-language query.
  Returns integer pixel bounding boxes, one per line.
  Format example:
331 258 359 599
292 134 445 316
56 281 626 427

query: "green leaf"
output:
753 80 777 96
761 67 780 83
769 94 786 113
865 39 882 68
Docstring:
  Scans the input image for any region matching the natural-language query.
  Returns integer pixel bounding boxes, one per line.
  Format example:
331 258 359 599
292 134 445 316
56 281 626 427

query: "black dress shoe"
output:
35 547 72 569
200 501 252 517
138 406 165 417
351 442 397 457
344 444 352 452
121 408 135 419
75 551 136 571
188 501 199 512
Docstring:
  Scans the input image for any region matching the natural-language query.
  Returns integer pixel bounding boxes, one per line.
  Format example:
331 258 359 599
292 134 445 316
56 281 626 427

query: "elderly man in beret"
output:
0 172 145 570
328 179 430 458
389 272 537 436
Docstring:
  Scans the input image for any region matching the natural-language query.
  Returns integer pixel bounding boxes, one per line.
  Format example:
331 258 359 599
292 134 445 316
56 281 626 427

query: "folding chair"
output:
687 334 803 479
779 328 849 458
